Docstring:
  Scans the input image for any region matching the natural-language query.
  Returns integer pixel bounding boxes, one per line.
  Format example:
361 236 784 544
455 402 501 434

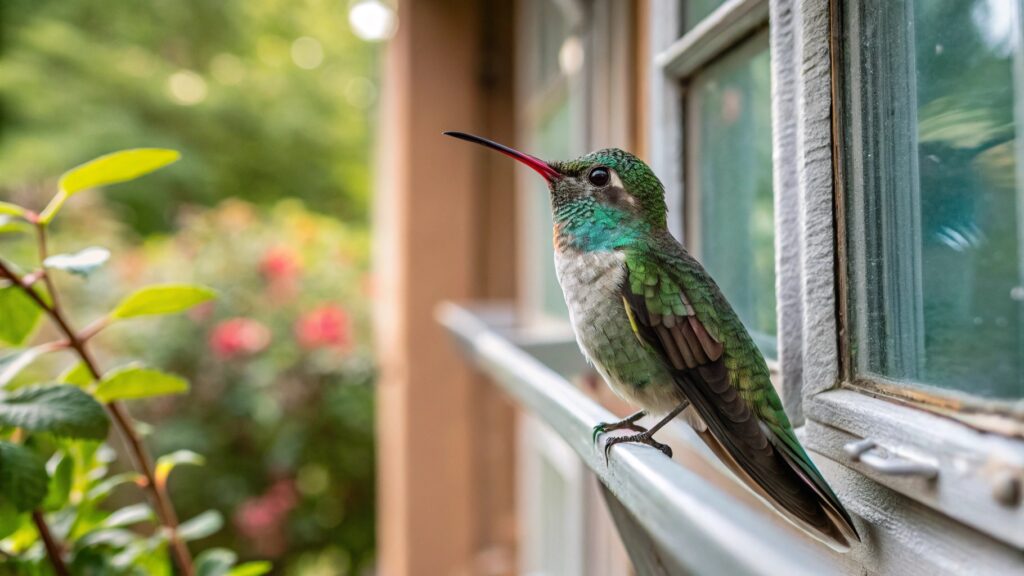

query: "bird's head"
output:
444 131 667 251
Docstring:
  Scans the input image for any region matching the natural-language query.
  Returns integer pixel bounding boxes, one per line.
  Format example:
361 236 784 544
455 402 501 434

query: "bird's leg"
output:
591 410 648 443
603 399 690 463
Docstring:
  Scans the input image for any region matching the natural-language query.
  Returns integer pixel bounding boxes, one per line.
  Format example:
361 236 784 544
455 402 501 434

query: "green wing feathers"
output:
622 238 859 550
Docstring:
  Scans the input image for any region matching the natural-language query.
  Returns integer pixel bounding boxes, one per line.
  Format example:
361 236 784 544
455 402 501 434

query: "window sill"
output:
437 301 832 576
804 388 1024 551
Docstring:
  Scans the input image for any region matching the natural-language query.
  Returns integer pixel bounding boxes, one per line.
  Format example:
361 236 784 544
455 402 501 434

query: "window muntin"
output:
686 33 777 358
842 0 1024 400
681 0 730 34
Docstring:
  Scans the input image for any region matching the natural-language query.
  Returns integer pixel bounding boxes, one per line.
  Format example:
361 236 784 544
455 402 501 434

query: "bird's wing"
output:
621 247 858 550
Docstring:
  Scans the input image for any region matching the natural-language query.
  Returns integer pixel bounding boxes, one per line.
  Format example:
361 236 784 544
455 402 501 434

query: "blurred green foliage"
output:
0 152 273 575
0 0 377 233
0 0 379 571
2 198 375 573
117 200 376 573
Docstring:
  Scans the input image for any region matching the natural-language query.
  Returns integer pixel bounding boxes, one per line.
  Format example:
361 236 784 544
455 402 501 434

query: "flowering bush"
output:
102 199 376 572
0 155 375 573
0 150 268 575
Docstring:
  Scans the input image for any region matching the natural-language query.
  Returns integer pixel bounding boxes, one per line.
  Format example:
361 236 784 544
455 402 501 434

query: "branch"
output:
0 253 194 576
31 510 69 576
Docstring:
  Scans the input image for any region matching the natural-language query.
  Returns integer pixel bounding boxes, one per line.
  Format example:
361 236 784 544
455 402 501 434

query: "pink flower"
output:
208 318 271 359
234 479 298 557
259 246 301 282
295 305 351 350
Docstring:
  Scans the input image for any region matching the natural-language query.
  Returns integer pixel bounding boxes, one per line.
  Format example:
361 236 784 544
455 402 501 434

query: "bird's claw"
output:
591 421 646 443
602 432 673 464
591 411 648 444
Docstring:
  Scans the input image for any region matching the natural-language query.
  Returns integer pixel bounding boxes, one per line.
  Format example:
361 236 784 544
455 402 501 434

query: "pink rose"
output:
295 305 351 349
209 318 271 359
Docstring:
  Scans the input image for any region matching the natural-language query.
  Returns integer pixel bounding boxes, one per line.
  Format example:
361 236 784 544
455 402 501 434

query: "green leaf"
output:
77 527 136 549
59 362 94 388
0 216 31 236
231 563 272 576
196 548 237 576
44 247 111 277
111 284 216 319
0 385 109 440
0 441 48 511
95 365 189 402
0 202 26 217
178 510 223 542
103 503 154 528
0 344 63 389
228 562 272 576
0 499 21 540
0 285 43 346
155 450 204 487
86 472 142 504
43 452 74 510
39 149 181 224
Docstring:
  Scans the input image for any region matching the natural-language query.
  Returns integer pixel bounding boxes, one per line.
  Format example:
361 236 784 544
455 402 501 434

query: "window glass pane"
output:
688 34 776 358
843 0 1024 399
682 0 729 33
536 0 569 88
531 99 573 320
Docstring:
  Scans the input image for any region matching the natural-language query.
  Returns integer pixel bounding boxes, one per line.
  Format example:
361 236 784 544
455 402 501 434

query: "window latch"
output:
843 438 939 479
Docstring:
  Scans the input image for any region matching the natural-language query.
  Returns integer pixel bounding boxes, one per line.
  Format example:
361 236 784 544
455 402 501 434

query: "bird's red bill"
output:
443 131 561 183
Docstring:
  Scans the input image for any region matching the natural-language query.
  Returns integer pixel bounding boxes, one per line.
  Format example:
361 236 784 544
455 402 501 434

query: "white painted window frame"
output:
651 0 1024 569
779 0 1023 556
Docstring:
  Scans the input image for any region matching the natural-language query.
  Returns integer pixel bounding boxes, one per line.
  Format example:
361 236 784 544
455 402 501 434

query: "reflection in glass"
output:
843 0 1024 399
688 35 776 358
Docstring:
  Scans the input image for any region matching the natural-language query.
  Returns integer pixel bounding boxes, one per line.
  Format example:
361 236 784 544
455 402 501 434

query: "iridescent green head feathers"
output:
550 148 668 229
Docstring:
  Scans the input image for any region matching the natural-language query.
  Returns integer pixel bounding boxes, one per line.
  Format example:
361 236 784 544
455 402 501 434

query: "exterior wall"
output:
379 1 1023 574
374 1 518 574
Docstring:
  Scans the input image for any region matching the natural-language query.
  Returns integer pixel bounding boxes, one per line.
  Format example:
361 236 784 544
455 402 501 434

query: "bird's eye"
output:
588 167 610 187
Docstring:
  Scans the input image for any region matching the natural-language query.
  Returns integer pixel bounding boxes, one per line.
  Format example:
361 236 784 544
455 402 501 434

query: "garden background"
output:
0 0 385 573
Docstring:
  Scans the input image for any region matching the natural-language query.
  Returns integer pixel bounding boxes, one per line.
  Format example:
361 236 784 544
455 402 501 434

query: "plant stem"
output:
31 510 69 576
0 252 195 575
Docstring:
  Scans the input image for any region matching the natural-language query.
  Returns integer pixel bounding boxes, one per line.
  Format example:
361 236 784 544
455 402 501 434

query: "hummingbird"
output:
444 131 861 551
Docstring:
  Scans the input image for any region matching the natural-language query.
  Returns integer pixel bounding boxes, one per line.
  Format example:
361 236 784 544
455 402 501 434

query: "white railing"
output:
438 302 834 576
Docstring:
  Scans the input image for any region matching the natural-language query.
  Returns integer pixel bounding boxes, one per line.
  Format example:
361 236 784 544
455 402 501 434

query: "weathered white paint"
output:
769 0 806 423
647 0 683 241
656 0 770 79
777 0 1024 561
807 390 1024 550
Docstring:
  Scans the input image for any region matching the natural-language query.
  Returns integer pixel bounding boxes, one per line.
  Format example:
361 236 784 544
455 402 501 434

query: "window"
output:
685 31 776 357
516 2 637 575
656 2 777 358
784 0 1024 555
520 0 578 323
842 0 1023 401
682 0 732 33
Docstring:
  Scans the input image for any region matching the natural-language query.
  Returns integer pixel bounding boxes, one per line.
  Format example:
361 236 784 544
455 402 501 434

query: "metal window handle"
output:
843 438 939 479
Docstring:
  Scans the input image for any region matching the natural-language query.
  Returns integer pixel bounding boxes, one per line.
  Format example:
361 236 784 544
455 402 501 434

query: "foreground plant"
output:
0 150 269 575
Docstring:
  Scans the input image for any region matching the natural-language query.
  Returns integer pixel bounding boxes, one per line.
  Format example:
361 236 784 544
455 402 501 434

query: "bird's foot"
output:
603 431 673 463
591 410 647 444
